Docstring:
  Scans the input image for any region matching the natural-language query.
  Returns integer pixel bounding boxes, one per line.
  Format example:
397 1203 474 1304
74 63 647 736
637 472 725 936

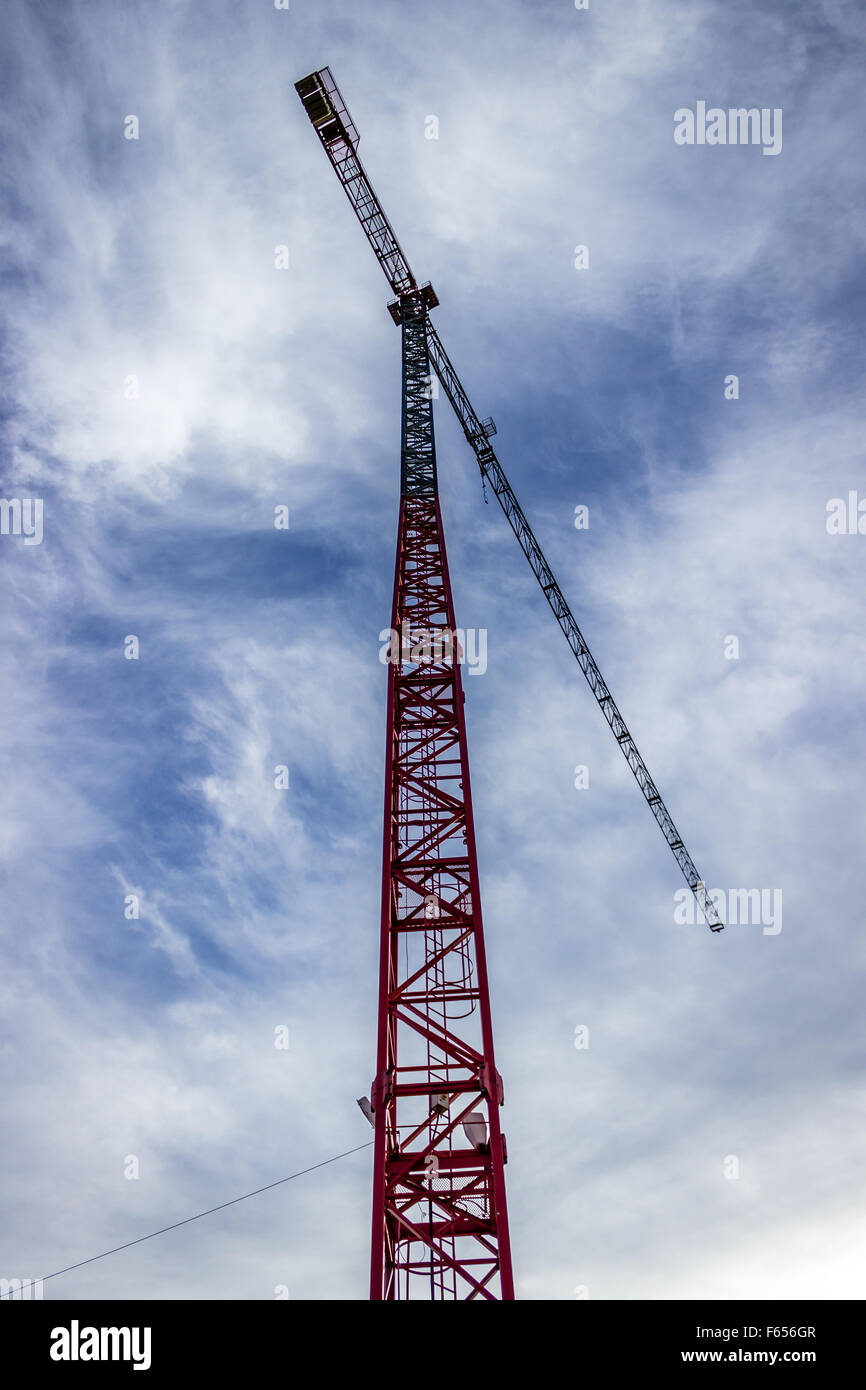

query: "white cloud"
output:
1 0 864 1302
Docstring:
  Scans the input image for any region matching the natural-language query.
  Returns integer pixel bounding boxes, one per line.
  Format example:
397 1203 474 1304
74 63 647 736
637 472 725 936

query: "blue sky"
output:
1 0 865 1299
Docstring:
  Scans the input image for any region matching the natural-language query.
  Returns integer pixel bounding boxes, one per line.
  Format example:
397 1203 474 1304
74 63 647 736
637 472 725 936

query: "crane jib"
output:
295 69 725 935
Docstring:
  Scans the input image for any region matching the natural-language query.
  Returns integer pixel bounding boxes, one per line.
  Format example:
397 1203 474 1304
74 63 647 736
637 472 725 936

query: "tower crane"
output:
296 67 725 1302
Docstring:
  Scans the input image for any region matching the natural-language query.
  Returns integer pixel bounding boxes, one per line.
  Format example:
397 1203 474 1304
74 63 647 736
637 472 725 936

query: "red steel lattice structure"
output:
370 296 513 1299
295 63 725 1302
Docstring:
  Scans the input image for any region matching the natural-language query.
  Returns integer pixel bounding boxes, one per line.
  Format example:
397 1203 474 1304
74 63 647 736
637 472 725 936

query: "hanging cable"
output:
0 1141 373 1300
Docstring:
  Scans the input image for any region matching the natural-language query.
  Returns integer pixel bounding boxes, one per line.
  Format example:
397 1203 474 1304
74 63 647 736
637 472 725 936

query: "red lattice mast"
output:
368 291 513 1300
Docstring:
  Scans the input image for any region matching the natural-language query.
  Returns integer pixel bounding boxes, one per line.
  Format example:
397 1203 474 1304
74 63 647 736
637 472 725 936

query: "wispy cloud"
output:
1 0 864 1299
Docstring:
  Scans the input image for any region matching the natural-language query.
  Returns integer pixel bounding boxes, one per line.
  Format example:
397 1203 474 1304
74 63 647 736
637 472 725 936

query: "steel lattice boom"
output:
295 65 724 933
426 326 723 931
